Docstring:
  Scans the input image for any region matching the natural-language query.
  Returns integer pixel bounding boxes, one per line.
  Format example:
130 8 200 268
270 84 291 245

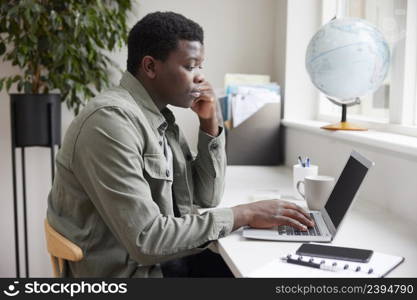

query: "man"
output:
47 11 314 277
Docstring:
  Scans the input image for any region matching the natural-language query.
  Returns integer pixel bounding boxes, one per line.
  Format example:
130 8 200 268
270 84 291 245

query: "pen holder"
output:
293 164 318 200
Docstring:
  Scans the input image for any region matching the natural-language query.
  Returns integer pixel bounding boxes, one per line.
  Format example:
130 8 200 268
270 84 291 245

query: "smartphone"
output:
296 243 373 263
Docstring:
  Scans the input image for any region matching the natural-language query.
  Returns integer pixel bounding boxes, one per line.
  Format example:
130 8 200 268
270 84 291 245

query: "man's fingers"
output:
281 208 314 227
194 83 215 100
197 87 212 94
276 216 308 231
192 93 214 104
281 201 313 221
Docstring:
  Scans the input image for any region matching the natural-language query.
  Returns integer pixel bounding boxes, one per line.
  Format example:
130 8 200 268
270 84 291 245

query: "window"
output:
319 0 417 135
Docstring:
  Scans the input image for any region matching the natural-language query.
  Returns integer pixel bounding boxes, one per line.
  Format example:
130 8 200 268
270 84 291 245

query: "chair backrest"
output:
44 219 83 277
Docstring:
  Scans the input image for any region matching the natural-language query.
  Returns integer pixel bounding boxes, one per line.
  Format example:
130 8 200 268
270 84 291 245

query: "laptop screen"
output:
324 153 371 229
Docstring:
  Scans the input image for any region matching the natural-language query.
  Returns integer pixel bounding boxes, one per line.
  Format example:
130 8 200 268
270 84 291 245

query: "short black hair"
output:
127 11 204 76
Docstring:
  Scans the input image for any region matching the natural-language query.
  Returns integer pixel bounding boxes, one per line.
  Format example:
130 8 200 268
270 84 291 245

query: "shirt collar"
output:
119 71 167 131
161 107 176 125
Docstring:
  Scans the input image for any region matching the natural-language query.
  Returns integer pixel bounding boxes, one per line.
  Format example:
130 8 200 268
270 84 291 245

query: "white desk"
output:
214 166 417 277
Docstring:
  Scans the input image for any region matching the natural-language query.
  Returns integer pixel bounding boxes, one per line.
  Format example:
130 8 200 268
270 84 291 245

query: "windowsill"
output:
318 113 417 138
282 119 417 158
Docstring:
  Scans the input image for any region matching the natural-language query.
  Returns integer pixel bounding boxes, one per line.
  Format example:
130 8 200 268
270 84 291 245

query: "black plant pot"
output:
10 94 61 147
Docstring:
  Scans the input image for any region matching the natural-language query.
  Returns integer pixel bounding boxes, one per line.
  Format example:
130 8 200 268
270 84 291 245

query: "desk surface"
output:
215 166 417 277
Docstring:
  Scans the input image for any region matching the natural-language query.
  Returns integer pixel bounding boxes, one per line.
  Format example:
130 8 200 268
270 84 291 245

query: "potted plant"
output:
0 0 132 146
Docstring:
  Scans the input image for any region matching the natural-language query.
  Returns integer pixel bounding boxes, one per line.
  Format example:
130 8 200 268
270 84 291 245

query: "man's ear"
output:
141 56 157 79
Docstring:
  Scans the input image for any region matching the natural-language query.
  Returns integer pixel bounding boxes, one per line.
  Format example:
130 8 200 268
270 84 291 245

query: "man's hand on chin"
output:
191 81 219 136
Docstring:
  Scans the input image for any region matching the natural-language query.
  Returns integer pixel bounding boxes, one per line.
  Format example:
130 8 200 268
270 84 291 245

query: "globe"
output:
305 18 390 103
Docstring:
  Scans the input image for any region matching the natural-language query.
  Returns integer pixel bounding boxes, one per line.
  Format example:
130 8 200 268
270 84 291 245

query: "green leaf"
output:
0 42 5 56
6 78 13 91
12 75 21 83
7 6 19 18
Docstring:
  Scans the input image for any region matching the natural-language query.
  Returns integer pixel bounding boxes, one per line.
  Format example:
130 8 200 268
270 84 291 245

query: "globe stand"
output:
321 97 367 131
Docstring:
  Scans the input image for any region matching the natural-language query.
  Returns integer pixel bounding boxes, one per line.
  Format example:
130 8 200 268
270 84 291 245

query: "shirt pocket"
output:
143 153 173 182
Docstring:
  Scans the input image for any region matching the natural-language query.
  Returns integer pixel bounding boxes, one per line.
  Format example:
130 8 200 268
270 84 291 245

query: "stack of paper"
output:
221 73 281 129
231 86 280 127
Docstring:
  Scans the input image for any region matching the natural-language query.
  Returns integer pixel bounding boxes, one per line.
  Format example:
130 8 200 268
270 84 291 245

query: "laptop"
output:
243 150 374 242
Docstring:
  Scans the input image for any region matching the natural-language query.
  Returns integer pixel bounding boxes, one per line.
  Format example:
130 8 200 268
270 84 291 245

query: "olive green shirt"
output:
47 71 234 277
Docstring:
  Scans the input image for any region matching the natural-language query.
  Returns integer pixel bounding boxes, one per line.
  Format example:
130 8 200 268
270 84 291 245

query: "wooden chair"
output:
44 219 83 277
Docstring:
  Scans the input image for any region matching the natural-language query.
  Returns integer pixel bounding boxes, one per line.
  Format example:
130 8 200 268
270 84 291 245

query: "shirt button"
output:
159 141 163 146
166 169 170 177
210 142 219 150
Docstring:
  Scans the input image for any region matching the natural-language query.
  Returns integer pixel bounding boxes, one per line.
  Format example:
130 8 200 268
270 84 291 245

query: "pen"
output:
306 158 310 168
297 156 305 167
281 255 338 272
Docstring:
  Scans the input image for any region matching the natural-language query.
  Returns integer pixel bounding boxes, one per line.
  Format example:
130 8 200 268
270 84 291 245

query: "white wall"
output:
284 0 321 120
274 0 287 104
0 0 285 277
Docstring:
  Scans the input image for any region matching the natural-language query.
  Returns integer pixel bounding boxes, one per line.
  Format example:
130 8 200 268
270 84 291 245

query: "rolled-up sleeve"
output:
73 107 233 266
192 127 227 208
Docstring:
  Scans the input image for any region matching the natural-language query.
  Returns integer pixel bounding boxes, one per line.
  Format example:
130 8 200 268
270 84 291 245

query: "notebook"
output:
248 252 404 278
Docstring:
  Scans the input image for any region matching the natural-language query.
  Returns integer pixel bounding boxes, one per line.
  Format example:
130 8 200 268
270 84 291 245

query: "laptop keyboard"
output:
277 213 321 236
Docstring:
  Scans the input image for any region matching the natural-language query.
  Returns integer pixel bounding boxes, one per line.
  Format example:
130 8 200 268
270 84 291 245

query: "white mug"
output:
293 164 318 200
296 175 335 210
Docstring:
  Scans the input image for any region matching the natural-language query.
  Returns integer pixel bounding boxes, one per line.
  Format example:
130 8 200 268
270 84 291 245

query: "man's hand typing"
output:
231 200 315 231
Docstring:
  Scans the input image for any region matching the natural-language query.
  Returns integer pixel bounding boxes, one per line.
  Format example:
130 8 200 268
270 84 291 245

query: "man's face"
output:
153 40 205 108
